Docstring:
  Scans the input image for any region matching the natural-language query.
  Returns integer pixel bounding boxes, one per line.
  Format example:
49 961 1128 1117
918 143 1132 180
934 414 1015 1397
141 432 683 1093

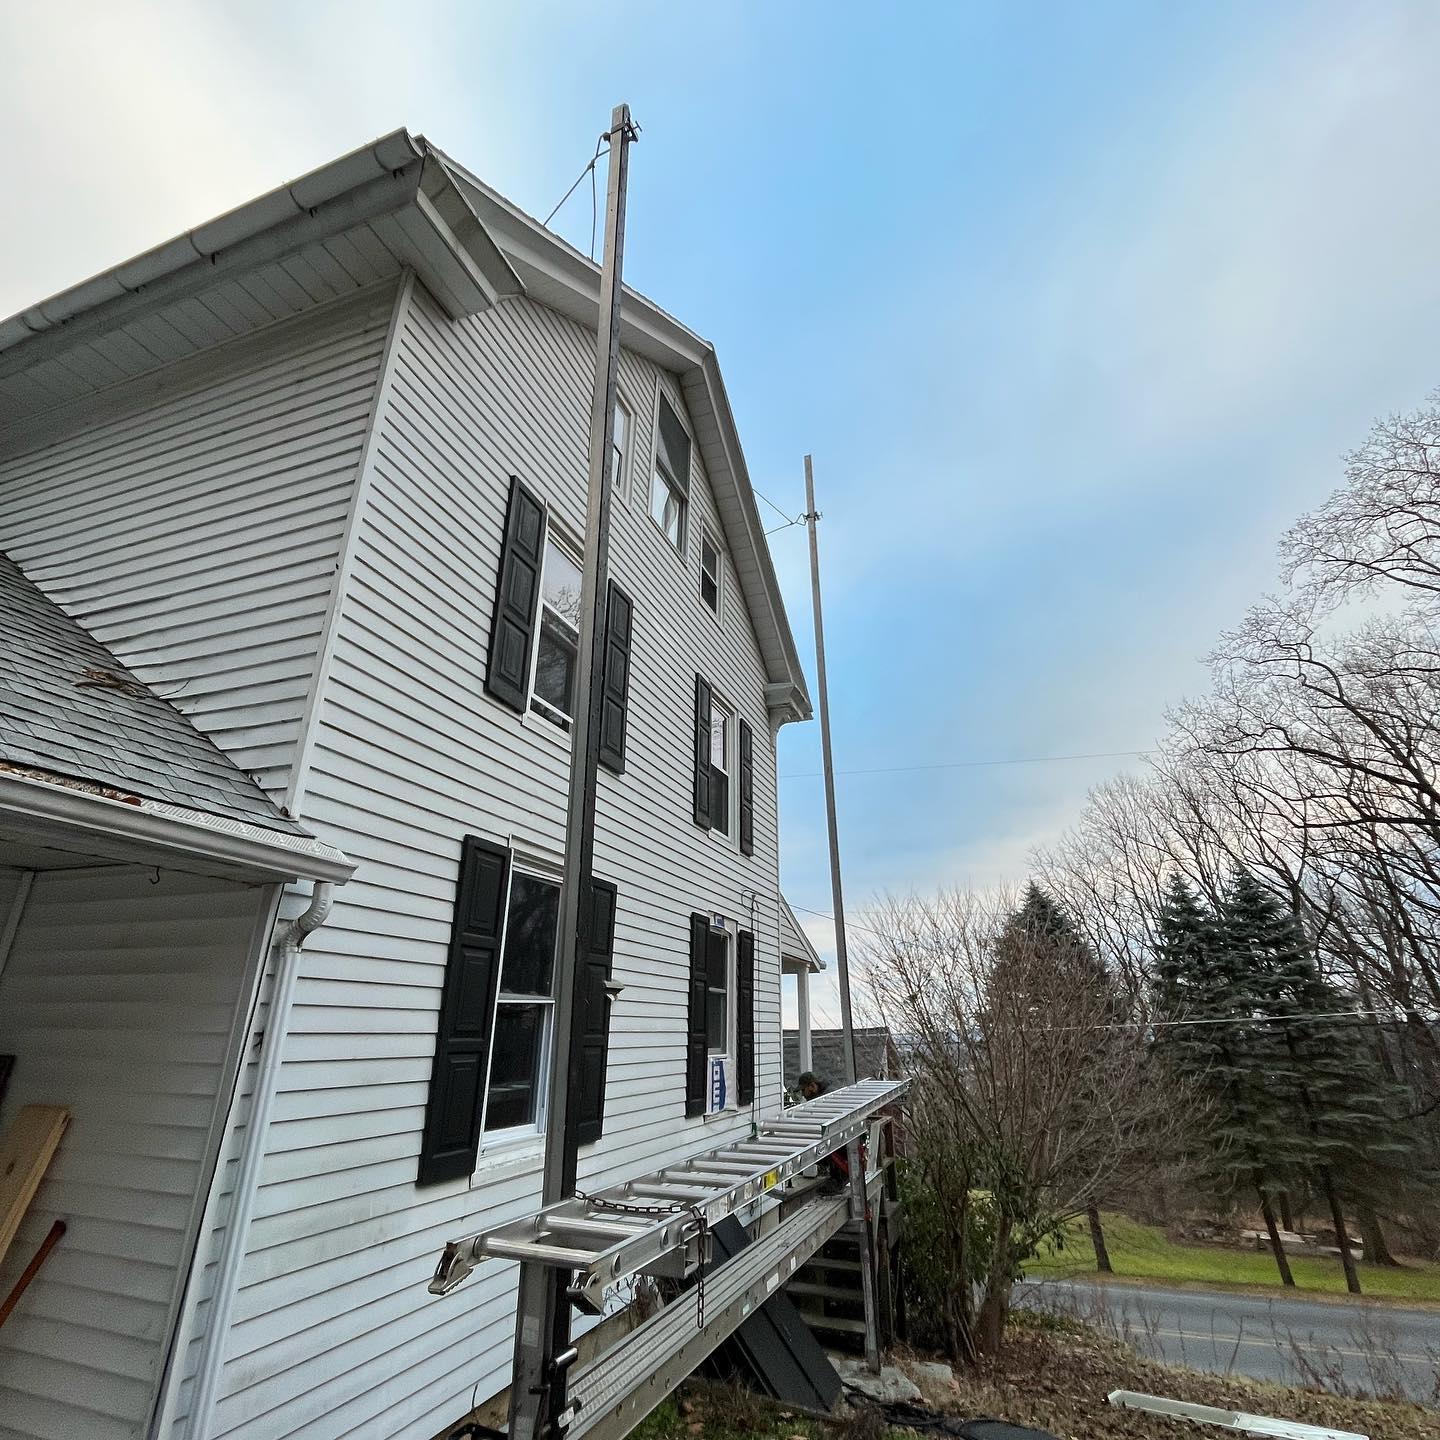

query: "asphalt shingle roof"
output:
0 553 308 836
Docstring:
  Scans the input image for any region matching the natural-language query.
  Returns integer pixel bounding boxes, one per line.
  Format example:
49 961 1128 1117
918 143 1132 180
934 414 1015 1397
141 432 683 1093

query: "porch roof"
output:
0 553 351 882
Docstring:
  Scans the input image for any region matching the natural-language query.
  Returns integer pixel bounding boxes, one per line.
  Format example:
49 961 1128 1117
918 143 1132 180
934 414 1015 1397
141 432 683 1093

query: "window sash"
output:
480 869 560 1141
650 463 685 548
531 530 583 728
700 532 720 612
612 400 630 496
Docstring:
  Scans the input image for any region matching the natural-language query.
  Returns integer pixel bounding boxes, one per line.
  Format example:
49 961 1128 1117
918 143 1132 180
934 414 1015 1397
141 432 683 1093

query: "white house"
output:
0 132 890 1440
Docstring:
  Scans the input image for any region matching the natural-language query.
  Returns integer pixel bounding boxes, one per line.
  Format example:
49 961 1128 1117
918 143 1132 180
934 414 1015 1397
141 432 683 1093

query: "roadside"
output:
632 1325 1439 1440
1029 1211 1440 1305
1018 1275 1440 1403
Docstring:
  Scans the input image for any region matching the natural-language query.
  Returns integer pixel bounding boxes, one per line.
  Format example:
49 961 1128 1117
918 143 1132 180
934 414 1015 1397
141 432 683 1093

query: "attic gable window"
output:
650 395 691 552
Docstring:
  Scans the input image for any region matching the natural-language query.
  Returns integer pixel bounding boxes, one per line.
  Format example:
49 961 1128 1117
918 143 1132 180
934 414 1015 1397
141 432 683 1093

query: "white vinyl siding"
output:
0 284 398 802
201 282 785 1440
0 866 271 1440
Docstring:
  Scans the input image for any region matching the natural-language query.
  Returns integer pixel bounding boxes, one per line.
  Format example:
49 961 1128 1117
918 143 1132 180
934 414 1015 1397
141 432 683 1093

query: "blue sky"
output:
6 1 1440 1028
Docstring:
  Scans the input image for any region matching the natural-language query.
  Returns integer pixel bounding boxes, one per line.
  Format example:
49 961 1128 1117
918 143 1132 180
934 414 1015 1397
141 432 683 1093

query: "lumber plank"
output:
0 1104 71 1266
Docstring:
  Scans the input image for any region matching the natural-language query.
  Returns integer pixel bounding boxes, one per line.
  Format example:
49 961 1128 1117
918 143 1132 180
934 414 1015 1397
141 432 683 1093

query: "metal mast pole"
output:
509 103 637 1440
803 453 881 1372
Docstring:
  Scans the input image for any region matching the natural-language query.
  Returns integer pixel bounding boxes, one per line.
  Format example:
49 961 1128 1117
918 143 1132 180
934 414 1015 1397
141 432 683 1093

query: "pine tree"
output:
1151 871 1299 1285
1260 900 1416 1293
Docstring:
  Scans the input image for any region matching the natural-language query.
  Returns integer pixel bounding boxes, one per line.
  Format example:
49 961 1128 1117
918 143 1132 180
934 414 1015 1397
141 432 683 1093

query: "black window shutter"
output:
598 582 633 776
736 929 756 1106
738 719 755 856
417 837 510 1185
686 912 710 1117
575 878 618 1145
484 475 545 712
693 676 712 829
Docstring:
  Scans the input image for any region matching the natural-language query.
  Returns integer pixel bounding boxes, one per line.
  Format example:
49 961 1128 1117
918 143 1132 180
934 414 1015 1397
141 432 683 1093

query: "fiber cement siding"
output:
207 283 788 1440
0 284 398 802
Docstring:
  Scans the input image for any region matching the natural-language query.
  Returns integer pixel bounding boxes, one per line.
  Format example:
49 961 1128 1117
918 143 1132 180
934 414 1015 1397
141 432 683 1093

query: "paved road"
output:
1016 1276 1440 1403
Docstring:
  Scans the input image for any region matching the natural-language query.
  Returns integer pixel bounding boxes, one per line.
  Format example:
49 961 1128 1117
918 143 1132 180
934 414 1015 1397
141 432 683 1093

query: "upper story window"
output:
485 869 560 1137
650 395 691 553
699 527 722 615
531 532 583 730
709 698 733 838
612 399 631 498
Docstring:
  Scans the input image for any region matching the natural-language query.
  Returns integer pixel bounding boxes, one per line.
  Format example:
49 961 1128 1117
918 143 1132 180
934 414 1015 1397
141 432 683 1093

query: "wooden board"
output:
0 1104 70 1267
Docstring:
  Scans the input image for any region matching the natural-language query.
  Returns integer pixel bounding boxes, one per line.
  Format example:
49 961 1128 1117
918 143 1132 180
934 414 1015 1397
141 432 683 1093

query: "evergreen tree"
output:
1151 871 1299 1285
1257 897 1417 1292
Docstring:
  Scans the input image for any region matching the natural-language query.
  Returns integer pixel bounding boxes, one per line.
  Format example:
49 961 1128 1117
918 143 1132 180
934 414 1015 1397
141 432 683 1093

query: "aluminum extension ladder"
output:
429 1077 908 1313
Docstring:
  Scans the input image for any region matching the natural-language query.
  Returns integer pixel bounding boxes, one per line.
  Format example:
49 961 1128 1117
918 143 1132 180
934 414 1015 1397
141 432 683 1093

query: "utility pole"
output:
803 454 881 1372
509 103 637 1440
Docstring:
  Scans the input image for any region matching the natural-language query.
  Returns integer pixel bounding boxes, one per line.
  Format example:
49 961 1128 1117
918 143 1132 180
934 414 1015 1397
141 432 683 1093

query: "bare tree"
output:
859 887 1192 1361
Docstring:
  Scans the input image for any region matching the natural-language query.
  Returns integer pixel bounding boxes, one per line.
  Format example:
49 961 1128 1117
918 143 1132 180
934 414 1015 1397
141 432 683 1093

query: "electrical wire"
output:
543 133 607 234
781 749 1151 780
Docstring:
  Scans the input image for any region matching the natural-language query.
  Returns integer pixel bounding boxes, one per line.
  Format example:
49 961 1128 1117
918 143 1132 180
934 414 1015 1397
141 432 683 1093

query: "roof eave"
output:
0 130 522 379
0 771 355 884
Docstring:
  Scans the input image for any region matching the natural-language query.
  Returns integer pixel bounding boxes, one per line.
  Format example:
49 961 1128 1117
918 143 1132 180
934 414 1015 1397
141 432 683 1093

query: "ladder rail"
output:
428 1078 907 1302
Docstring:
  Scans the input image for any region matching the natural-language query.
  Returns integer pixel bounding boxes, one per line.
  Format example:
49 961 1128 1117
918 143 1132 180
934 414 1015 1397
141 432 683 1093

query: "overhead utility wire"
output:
781 749 1152 780
543 133 608 258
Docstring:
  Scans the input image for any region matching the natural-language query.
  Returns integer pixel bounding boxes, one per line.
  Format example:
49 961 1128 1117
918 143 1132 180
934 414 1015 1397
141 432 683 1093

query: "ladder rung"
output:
627 1182 728 1202
546 1217 646 1244
484 1237 599 1267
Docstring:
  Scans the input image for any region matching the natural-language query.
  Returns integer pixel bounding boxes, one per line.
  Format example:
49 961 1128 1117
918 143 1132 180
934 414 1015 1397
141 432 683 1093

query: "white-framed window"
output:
709 696 734 839
649 393 691 553
705 921 732 1057
530 528 583 731
612 398 632 499
699 526 722 616
482 867 562 1140
650 458 685 549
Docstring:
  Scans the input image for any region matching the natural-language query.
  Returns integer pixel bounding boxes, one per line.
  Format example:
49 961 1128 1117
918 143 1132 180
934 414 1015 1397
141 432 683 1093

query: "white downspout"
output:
182 882 334 1440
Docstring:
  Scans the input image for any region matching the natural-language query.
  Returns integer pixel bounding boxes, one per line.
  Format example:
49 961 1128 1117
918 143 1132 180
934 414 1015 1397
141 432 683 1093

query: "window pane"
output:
701 534 718 578
651 467 684 547
710 769 729 836
541 540 582 630
710 711 729 770
534 611 577 720
700 571 718 611
611 403 627 482
501 874 560 996
485 1003 545 1131
706 988 727 1052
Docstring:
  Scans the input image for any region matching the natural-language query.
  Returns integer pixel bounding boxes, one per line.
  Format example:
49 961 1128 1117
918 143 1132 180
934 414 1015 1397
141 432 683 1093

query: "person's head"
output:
798 1071 823 1101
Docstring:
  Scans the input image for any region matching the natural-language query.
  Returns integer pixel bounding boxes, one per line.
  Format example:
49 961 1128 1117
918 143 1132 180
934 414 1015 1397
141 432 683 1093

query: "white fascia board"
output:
0 132 521 374
0 772 354 884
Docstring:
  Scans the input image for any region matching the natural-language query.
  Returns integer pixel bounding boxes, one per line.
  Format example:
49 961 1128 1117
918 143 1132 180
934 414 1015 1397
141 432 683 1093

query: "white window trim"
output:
612 393 634 503
526 509 584 734
708 690 738 847
699 523 724 621
704 916 738 1115
474 859 562 1157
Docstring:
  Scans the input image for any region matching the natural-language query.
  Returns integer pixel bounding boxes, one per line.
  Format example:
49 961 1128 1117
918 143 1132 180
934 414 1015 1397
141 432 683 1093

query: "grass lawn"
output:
1029 1211 1440 1303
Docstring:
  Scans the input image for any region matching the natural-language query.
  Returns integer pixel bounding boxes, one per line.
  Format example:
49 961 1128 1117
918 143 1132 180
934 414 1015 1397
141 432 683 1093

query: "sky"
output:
6 0 1440 1033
